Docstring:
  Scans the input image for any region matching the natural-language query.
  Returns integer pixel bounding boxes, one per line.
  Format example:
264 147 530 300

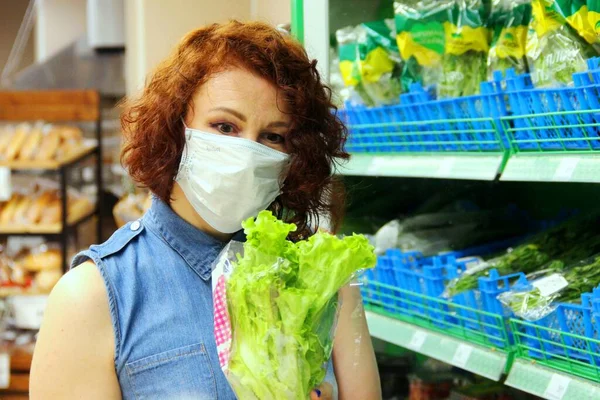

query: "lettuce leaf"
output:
225 211 376 399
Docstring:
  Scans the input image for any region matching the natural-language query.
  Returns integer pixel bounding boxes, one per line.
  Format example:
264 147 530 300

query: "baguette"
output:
36 127 61 161
12 196 32 224
19 125 43 160
0 195 22 225
5 124 30 160
0 126 15 155
26 191 55 223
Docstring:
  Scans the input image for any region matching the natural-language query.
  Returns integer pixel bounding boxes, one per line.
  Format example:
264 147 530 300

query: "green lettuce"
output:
226 211 376 399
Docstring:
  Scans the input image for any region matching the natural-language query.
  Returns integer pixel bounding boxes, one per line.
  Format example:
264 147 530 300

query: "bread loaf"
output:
21 249 62 271
0 194 22 224
36 127 61 161
26 191 55 223
19 125 43 160
5 123 30 160
12 196 32 224
0 126 15 155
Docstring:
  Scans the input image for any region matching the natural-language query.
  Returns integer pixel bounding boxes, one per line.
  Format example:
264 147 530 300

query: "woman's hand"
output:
310 383 333 399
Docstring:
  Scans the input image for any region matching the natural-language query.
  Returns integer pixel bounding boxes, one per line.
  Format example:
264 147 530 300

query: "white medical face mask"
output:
175 125 291 233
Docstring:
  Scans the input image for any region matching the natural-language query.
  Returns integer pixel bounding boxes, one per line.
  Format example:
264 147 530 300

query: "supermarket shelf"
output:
365 311 508 381
506 359 600 400
0 206 96 235
0 141 97 170
339 153 506 180
500 153 600 183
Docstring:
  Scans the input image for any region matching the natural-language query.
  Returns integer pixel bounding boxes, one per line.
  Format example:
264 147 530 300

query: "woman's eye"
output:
263 133 285 144
214 123 236 134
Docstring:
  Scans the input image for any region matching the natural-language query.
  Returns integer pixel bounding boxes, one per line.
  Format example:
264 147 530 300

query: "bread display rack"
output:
0 90 103 272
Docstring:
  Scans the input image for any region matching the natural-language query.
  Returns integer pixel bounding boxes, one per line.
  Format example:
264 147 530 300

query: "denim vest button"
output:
130 220 141 231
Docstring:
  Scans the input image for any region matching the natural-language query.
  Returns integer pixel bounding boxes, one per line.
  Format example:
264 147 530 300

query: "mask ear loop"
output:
175 118 191 181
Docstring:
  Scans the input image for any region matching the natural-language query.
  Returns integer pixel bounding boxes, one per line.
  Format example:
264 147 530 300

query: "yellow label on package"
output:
443 23 489 55
339 60 359 86
360 47 395 83
397 31 442 67
531 0 564 36
567 6 597 44
495 26 528 59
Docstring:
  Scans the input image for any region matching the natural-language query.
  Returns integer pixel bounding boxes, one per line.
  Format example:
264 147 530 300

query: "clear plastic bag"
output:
212 211 376 399
487 0 532 78
498 255 600 320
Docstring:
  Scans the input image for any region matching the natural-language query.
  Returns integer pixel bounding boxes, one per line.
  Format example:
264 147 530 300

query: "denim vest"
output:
72 198 337 400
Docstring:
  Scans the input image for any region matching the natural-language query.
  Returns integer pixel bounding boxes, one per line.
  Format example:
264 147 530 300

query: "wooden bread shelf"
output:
0 142 97 170
0 90 99 122
0 204 95 234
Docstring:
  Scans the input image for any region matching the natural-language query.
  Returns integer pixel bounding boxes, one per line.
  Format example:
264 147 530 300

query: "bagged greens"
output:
527 0 598 87
445 213 600 296
439 0 491 97
394 0 450 89
498 255 600 320
336 26 375 106
212 211 376 400
555 0 600 45
358 20 404 105
336 20 404 106
487 0 532 78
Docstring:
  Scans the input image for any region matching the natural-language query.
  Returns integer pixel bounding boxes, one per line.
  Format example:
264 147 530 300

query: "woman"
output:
30 21 381 400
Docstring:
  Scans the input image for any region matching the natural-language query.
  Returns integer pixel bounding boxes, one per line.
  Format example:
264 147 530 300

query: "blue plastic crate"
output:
519 292 600 365
504 62 600 152
338 77 507 154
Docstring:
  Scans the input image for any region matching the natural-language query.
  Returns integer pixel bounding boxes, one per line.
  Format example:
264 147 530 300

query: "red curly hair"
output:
121 20 348 237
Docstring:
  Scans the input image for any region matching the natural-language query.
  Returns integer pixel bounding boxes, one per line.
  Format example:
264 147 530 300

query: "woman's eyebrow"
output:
209 107 247 121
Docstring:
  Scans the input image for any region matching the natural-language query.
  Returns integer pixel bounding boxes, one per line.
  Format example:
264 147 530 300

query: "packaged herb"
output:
394 0 450 89
438 0 491 98
527 0 598 87
336 26 375 106
487 0 532 78
357 20 404 105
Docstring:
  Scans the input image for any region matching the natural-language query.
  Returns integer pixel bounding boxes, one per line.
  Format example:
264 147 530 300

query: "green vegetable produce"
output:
499 255 600 320
446 214 600 296
438 0 491 97
394 0 450 88
358 20 404 104
527 0 599 87
226 211 376 399
336 26 375 106
487 0 532 78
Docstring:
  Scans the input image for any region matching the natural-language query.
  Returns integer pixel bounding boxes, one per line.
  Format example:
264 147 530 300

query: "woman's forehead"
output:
193 68 291 118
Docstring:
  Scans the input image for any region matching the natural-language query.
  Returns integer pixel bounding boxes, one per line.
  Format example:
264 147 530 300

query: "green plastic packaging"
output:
487 0 532 78
394 0 450 89
438 0 491 98
527 0 598 87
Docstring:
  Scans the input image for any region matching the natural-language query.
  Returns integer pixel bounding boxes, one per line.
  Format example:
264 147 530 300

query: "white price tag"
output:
0 168 11 201
451 343 473 368
553 158 579 181
437 158 455 176
543 374 571 400
0 353 10 389
532 273 569 297
407 331 427 351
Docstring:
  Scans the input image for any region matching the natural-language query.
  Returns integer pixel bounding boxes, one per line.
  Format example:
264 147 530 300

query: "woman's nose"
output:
238 130 260 142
